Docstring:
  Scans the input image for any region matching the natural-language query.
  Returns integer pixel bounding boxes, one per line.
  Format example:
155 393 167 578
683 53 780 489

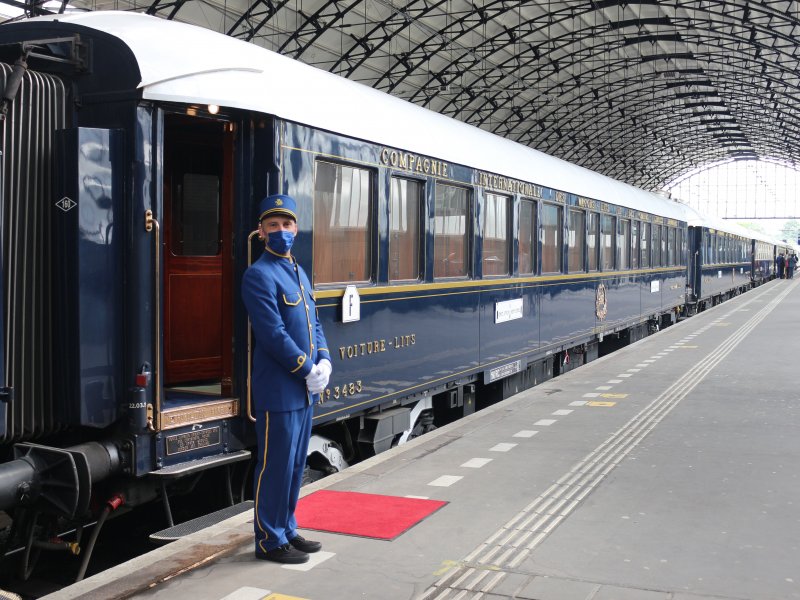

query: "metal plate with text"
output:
160 399 238 430
484 359 523 383
166 426 221 456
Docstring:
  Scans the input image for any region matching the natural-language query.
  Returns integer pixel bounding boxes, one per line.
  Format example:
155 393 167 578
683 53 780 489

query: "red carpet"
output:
296 490 448 540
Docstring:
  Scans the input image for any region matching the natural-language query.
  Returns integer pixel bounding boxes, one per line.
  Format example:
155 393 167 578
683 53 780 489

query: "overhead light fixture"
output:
208 104 220 115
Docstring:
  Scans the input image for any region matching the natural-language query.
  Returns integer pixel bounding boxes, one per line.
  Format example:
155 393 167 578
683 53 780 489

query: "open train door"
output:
162 114 234 398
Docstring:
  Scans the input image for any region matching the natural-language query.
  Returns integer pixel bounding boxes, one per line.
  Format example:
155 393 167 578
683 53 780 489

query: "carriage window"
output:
483 194 510 276
587 212 599 271
313 160 372 284
567 208 585 273
652 225 661 267
519 199 536 275
668 227 676 266
631 221 639 269
171 173 220 256
679 230 686 264
389 178 422 281
640 222 650 268
600 214 615 271
434 184 469 278
618 219 631 269
541 203 562 273
705 232 713 264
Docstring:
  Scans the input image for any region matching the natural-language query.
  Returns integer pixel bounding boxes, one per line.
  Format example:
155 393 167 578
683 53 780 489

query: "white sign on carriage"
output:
495 298 523 324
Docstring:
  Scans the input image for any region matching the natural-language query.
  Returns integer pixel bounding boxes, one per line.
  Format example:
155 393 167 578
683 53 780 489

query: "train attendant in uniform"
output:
241 194 332 564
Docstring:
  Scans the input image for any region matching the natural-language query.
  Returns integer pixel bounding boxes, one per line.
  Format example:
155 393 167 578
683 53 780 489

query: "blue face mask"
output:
266 230 295 255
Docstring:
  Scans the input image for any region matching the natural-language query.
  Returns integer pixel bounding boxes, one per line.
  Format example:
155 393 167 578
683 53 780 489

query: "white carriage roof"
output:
680 202 780 243
32 11 693 222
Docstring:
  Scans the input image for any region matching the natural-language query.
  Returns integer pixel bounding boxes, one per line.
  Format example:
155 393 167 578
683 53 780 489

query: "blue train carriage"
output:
0 11 265 555
685 209 765 312
0 10 693 563
752 233 782 285
295 129 691 463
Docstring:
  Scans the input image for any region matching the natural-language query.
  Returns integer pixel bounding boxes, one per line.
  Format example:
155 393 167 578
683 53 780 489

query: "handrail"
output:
145 209 161 431
246 229 260 422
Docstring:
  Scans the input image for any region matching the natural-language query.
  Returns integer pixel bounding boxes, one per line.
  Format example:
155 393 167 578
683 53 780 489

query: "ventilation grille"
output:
1 63 67 442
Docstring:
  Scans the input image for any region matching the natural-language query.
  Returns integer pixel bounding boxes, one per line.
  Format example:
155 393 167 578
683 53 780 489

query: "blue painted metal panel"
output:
53 128 124 428
640 272 661 316
699 264 749 299
478 283 538 366
600 275 642 331
314 287 480 421
539 279 595 347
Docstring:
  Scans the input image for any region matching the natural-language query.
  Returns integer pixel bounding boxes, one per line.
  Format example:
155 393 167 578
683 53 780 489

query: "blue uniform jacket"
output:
242 249 331 412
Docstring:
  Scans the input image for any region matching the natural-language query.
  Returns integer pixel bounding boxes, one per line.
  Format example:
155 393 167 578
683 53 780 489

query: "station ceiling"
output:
6 0 800 191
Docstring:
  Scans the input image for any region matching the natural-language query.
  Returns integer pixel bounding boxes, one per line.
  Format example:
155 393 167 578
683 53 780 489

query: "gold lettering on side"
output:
338 333 416 360
380 147 450 179
160 399 238 431
477 170 544 198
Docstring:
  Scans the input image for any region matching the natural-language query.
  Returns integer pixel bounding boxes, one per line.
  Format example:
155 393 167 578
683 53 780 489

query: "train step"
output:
148 449 252 479
149 500 253 544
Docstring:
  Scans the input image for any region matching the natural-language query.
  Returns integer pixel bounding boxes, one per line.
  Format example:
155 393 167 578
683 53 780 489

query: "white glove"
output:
305 359 332 394
317 359 332 380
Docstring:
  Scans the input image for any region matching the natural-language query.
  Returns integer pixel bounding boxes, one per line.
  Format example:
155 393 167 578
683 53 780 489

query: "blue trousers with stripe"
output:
253 404 314 554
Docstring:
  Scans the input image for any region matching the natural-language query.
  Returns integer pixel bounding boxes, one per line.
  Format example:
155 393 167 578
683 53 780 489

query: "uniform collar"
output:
264 246 294 262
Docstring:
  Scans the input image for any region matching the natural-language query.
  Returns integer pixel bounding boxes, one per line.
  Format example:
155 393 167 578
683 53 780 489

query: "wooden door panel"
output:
168 274 222 359
163 116 232 387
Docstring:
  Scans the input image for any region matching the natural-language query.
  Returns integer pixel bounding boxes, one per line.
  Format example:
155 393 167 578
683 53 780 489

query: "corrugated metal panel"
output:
0 63 66 442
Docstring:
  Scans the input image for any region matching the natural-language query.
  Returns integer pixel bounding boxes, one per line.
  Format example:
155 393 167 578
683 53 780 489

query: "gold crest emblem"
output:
595 283 608 321
275 199 283 206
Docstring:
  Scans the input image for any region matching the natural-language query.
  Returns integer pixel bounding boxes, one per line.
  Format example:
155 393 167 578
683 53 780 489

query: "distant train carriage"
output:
684 206 782 313
0 11 774 582
753 239 775 284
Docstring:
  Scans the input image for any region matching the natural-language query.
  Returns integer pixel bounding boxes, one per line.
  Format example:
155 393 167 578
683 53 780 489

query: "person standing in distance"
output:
241 194 332 564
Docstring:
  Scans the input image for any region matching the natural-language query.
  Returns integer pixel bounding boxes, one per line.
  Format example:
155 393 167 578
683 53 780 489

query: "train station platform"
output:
45 279 800 600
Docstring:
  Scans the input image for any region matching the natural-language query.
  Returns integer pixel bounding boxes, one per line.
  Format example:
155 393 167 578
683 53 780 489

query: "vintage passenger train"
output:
0 11 787 580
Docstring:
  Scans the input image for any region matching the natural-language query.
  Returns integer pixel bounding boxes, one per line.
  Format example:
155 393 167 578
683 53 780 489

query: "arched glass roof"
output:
4 0 800 191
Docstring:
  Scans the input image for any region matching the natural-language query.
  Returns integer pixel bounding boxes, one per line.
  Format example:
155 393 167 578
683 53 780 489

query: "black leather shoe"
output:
289 534 322 553
255 544 309 564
